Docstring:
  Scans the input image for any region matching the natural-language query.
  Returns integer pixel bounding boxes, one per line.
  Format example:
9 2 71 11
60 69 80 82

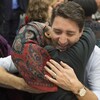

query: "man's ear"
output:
44 32 51 38
79 28 84 37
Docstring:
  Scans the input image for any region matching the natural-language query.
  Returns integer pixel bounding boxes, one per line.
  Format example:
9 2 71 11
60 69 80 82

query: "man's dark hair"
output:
51 1 85 32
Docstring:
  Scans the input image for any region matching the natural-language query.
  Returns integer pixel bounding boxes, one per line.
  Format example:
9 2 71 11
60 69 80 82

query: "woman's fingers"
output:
44 66 58 84
44 66 57 79
48 59 65 72
45 74 58 84
60 61 71 69
46 60 61 74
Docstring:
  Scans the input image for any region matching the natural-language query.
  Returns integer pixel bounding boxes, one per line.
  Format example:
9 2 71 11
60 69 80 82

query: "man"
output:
42 1 100 100
0 1 99 100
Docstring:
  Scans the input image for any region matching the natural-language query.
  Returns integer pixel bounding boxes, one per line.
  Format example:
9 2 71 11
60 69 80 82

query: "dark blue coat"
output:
0 0 29 21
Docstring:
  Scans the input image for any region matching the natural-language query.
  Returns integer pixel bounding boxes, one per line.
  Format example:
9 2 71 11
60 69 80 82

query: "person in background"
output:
0 0 29 46
95 0 100 9
0 1 3 25
0 35 11 57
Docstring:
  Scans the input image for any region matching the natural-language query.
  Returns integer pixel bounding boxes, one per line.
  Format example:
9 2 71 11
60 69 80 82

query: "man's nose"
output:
58 35 68 45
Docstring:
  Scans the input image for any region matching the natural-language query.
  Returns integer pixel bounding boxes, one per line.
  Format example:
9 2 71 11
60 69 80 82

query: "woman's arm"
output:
44 60 98 100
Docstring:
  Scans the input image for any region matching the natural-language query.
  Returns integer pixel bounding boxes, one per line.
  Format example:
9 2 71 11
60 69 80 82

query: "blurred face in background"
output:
96 0 100 9
57 0 64 2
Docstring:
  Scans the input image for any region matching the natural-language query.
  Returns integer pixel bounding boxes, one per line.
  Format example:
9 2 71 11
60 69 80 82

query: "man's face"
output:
50 16 83 51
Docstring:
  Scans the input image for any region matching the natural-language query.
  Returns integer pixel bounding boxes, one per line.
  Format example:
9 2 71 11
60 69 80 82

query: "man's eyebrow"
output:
53 28 61 31
66 30 75 32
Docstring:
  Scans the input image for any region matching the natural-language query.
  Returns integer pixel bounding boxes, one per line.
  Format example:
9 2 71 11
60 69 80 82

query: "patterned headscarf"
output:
11 21 57 92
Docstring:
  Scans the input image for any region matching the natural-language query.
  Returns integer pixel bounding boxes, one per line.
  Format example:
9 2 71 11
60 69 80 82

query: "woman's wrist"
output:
71 81 84 94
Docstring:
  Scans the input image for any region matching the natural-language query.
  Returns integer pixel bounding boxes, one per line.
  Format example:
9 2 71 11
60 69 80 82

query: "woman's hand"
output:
44 59 83 94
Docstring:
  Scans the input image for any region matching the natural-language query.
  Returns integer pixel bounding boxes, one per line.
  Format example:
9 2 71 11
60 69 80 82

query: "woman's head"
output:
26 0 64 23
26 0 50 23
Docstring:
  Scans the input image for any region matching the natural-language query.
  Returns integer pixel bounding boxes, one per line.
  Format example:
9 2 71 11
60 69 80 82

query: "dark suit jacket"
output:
0 0 29 20
18 0 29 13
0 0 4 24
